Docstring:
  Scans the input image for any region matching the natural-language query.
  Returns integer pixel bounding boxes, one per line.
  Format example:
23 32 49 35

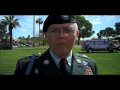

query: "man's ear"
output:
44 33 47 38
76 30 80 40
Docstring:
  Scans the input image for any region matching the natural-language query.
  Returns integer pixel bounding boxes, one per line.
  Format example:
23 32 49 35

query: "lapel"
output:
35 49 61 75
71 53 91 75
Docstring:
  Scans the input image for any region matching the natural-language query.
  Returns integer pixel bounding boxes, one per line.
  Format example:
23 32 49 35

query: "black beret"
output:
43 15 77 32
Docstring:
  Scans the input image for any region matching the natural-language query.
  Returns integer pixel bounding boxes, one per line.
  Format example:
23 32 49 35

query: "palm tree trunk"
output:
9 26 13 49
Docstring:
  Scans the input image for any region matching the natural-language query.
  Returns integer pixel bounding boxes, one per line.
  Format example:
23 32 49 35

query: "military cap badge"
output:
60 15 69 20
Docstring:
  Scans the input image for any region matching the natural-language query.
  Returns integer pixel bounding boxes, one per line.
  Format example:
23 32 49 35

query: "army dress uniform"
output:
14 49 98 75
14 15 98 75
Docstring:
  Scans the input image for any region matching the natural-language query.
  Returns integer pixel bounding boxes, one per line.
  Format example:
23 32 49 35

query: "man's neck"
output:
50 50 72 58
50 49 72 66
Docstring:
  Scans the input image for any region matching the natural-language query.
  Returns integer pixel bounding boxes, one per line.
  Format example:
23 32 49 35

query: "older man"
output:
14 15 98 75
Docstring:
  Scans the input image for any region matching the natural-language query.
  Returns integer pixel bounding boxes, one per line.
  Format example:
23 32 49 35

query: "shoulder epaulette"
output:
19 53 41 61
75 53 92 60
26 53 41 75
17 53 42 75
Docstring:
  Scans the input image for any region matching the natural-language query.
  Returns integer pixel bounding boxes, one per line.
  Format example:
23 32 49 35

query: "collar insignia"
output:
76 59 81 63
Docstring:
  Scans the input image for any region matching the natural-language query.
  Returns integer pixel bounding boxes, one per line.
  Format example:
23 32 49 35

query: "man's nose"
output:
58 30 66 37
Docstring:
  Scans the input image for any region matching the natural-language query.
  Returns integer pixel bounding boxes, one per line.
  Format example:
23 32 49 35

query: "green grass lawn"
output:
0 46 120 75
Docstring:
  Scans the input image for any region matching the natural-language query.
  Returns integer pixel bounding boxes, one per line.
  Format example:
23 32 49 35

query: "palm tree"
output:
2 15 20 49
0 21 7 49
36 18 43 46
0 21 7 40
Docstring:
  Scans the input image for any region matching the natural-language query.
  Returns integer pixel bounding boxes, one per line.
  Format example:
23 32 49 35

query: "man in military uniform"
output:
14 15 98 75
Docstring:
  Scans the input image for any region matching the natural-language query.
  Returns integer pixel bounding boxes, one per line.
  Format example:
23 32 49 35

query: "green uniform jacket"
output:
14 49 98 75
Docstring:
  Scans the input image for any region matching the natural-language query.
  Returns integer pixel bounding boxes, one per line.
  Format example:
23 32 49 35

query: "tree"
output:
98 27 115 40
104 27 114 39
26 35 31 44
97 33 102 39
18 36 26 44
0 21 7 42
36 18 43 46
99 30 105 38
115 22 120 36
2 15 20 49
0 20 10 49
75 15 93 45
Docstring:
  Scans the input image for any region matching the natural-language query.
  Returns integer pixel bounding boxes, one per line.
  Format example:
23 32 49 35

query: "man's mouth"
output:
56 43 66 46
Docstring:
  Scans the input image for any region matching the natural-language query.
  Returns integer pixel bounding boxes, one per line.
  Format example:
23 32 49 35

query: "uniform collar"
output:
49 50 72 67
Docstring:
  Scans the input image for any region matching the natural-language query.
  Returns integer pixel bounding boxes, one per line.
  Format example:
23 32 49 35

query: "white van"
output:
81 39 119 53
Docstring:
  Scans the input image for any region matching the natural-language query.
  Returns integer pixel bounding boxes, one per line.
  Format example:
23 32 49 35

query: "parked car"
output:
81 39 120 53
19 44 26 47
25 44 33 47
13 44 20 48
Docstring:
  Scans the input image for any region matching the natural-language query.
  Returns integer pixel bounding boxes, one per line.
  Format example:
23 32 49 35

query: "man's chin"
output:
56 48 68 54
57 47 67 50
56 44 68 48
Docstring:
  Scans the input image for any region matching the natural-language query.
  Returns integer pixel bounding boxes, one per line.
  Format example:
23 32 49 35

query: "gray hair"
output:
73 23 79 31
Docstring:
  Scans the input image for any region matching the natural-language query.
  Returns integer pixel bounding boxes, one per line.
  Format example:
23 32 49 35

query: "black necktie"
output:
59 58 69 75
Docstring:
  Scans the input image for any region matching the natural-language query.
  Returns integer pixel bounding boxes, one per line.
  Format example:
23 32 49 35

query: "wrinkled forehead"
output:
48 23 78 30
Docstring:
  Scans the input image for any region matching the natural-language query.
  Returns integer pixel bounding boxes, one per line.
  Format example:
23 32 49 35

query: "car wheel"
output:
112 49 117 53
88 49 93 53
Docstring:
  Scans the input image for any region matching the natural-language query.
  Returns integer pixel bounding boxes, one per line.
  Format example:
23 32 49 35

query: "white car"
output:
81 39 119 53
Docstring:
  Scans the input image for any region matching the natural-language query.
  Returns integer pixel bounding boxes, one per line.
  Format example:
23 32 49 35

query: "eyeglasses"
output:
47 28 75 35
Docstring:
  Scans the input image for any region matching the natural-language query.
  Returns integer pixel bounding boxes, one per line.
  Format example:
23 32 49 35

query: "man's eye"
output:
49 29 57 32
65 29 73 33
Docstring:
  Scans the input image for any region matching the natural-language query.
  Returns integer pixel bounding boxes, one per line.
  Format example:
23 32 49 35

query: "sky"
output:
0 15 120 40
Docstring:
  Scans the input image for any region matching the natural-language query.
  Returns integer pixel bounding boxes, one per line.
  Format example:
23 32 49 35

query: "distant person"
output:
14 15 98 75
